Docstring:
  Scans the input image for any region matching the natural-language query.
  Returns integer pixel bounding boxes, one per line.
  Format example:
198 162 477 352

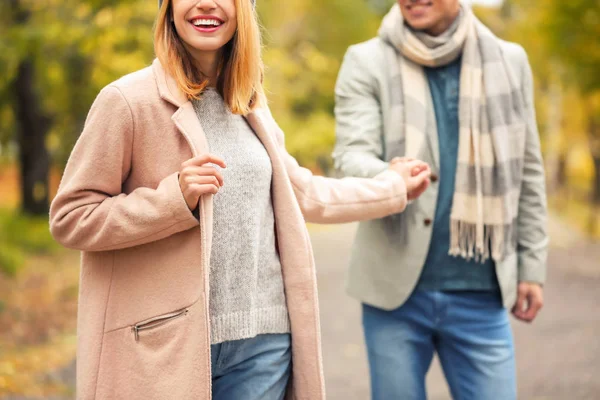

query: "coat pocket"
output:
96 299 210 399
132 308 189 342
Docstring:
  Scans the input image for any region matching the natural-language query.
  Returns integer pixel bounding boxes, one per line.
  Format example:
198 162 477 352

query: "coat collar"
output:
152 58 188 108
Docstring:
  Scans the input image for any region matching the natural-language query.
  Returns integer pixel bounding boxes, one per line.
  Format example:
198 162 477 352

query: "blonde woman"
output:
49 0 431 399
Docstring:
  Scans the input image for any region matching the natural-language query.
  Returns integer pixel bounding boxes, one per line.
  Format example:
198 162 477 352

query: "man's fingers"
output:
522 292 543 322
183 154 227 169
412 168 431 182
404 159 427 168
522 301 542 322
512 291 527 320
408 162 431 176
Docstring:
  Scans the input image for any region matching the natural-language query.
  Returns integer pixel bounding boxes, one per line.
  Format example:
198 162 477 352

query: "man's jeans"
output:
363 290 516 400
211 333 291 400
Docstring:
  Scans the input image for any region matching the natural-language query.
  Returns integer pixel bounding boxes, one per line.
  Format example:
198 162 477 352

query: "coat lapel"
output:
152 59 213 291
244 111 294 208
171 103 210 157
245 111 326 400
152 58 209 157
245 112 283 177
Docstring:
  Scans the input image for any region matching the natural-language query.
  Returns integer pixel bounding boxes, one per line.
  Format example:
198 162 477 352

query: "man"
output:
333 1 548 399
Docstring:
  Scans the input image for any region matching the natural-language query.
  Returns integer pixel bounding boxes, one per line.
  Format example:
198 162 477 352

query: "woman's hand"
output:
389 157 431 201
179 154 227 211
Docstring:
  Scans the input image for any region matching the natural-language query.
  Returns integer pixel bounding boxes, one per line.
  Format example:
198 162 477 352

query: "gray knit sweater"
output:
192 89 290 345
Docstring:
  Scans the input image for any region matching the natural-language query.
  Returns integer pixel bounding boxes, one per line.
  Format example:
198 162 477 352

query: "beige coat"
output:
49 59 407 400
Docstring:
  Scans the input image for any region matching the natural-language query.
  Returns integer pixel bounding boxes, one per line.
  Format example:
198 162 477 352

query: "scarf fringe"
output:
449 220 506 263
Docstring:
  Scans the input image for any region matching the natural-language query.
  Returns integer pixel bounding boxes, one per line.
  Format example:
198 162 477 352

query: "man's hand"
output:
512 282 544 323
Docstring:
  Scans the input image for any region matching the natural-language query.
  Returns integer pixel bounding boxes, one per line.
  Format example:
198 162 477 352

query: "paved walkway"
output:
311 222 600 400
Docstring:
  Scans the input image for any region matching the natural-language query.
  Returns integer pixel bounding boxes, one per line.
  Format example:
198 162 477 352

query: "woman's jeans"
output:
363 290 516 400
211 333 291 400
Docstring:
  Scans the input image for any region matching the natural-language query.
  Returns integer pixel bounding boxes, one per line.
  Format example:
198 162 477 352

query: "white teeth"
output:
192 19 221 27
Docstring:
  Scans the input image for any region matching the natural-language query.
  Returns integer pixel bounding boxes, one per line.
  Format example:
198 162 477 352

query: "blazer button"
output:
424 218 432 227
430 174 439 183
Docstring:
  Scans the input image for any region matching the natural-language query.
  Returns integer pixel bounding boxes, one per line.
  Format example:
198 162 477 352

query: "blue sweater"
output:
416 56 500 292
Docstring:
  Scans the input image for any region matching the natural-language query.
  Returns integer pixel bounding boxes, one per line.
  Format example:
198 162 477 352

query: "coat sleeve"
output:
516 50 549 284
261 110 407 225
332 46 390 178
49 85 199 252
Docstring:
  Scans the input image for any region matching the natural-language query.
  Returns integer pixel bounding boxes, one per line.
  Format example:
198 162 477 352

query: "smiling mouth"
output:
406 1 433 10
190 17 224 30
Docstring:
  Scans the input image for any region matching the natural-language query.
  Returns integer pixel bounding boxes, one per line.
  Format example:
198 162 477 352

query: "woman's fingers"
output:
408 182 428 201
405 167 432 200
390 156 415 165
179 154 226 210
185 174 222 188
189 183 220 196
182 166 224 187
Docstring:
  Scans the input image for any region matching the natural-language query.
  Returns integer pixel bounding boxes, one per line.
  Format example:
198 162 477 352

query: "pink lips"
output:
406 2 432 18
189 16 224 33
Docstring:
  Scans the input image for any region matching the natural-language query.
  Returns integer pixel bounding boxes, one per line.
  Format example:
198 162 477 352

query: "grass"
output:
0 250 80 398
0 163 62 276
0 209 60 276
0 163 79 399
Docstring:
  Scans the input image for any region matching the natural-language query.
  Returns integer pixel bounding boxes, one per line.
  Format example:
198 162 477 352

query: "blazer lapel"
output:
423 86 440 170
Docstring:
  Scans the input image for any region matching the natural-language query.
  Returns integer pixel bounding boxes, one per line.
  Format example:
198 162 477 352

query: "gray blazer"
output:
333 37 548 310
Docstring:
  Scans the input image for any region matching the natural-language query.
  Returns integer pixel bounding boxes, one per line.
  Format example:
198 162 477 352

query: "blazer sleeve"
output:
332 46 390 178
49 85 199 252
516 50 549 284
262 110 407 225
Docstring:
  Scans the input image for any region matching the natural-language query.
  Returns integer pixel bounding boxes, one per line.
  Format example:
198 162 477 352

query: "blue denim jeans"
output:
363 290 516 400
210 333 291 400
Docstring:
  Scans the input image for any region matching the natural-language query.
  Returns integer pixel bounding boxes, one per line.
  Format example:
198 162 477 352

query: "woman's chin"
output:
187 40 228 55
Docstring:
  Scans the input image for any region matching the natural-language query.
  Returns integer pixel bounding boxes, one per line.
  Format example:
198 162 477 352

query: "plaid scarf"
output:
379 4 526 262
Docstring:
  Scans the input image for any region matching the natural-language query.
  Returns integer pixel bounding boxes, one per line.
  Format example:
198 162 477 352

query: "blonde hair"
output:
154 0 264 115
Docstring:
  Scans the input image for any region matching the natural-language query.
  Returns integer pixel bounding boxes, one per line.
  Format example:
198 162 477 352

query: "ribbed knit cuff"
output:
210 306 290 345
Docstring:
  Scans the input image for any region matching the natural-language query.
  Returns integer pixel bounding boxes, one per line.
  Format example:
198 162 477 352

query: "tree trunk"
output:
588 116 600 236
544 77 564 194
557 153 567 188
592 156 600 204
14 60 51 216
11 0 51 215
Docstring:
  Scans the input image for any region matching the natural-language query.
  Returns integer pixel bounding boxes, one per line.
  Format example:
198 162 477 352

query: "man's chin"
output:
404 18 436 32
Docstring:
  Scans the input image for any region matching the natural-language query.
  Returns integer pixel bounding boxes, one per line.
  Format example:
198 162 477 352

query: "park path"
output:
312 220 600 400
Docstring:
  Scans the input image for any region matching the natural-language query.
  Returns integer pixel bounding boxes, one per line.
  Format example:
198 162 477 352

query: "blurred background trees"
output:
0 0 599 397
0 0 153 215
0 0 599 239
